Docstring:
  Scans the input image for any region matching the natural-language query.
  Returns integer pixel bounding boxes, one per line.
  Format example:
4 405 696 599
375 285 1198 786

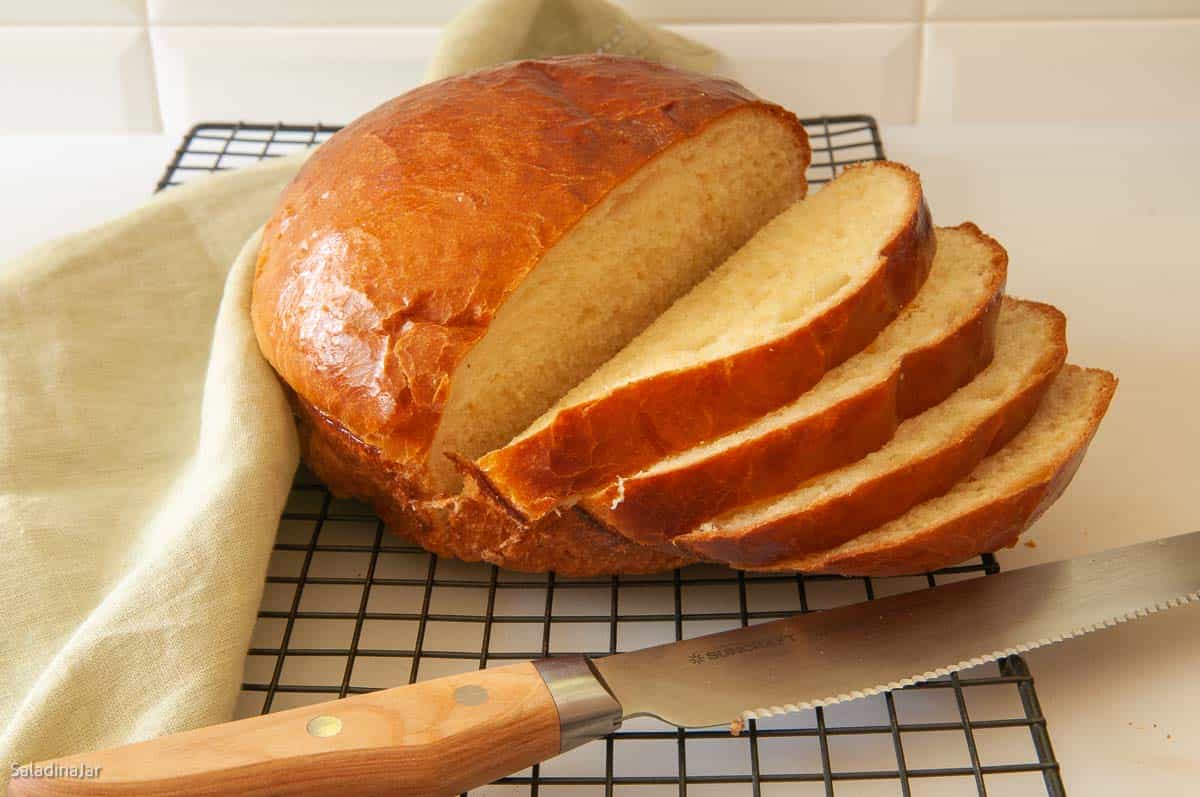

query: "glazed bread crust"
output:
582 223 1006 549
252 55 1113 577
471 162 935 520
783 366 1117 576
293 393 690 575
252 55 809 513
677 299 1068 567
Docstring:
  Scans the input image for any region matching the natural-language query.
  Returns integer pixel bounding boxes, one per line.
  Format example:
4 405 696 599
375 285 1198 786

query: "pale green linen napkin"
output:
428 0 715 80
0 157 303 789
0 1 713 789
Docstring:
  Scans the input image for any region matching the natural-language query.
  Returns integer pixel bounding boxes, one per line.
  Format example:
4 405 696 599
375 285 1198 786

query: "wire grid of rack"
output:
158 116 1063 796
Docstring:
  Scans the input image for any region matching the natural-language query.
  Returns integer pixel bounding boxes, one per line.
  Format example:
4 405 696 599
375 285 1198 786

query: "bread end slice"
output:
775 365 1117 575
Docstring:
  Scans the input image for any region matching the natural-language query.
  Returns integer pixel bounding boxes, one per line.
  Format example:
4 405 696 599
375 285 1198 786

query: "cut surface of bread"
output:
252 55 810 522
428 108 808 492
776 365 1117 575
582 223 1006 549
675 298 1068 567
470 161 935 520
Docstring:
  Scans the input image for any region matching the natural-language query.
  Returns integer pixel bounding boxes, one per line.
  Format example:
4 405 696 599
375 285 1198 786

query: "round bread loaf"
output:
251 55 810 573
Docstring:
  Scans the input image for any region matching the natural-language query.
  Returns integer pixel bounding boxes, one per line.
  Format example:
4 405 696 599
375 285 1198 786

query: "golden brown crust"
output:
435 489 692 576
472 161 935 521
251 55 809 514
674 299 1068 567
292 391 689 575
790 366 1117 576
581 222 1006 549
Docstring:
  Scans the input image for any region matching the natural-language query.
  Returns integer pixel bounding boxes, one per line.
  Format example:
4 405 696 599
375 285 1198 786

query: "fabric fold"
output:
1 158 306 787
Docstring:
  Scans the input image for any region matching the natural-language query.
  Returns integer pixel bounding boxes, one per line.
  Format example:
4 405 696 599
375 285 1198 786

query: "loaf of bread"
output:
251 56 809 572
253 54 1116 576
467 161 934 521
676 299 1067 567
582 223 1005 549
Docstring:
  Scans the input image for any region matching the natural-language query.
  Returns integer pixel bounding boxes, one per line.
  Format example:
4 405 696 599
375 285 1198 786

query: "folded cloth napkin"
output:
0 0 713 788
428 0 715 80
0 158 303 788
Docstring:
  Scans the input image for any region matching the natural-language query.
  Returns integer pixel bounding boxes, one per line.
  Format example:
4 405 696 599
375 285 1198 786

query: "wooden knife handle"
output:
9 660 619 797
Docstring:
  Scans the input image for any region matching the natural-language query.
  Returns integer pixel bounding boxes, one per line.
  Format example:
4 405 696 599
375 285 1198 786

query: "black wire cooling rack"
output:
158 116 1064 797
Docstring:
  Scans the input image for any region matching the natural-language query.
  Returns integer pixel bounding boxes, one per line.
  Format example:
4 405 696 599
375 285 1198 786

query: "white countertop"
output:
2 123 1197 794
884 122 1200 795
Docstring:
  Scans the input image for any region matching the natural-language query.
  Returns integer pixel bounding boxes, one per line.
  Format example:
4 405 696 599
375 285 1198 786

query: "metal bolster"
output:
533 656 624 753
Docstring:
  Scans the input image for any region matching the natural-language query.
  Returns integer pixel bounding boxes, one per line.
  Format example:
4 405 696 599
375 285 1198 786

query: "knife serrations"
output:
733 590 1198 725
590 531 1200 729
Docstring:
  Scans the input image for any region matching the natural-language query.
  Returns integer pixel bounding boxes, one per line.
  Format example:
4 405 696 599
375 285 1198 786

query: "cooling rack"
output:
158 116 1064 797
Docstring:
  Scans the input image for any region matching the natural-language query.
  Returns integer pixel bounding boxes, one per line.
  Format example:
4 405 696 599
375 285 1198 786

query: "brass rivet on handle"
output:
306 715 343 738
454 684 489 706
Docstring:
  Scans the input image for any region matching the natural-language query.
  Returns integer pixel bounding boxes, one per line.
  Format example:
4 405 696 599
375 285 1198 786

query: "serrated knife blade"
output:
591 530 1200 728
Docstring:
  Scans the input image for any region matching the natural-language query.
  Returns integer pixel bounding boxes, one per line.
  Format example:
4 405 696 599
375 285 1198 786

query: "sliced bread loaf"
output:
773 365 1117 575
468 162 936 521
675 298 1068 567
582 223 1006 548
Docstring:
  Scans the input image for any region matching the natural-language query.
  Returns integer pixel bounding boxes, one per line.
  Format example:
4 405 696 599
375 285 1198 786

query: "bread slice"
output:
469 162 936 521
773 365 1117 575
675 298 1067 567
582 223 1006 549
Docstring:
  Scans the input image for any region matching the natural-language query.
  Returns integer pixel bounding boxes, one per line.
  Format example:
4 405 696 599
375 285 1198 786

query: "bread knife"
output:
11 531 1199 797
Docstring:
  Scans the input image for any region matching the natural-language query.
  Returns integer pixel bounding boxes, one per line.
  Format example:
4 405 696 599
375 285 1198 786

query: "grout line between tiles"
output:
913 0 928 126
914 18 928 125
0 23 148 30
138 23 445 34
924 15 1200 24
142 2 166 134
7 15 1200 30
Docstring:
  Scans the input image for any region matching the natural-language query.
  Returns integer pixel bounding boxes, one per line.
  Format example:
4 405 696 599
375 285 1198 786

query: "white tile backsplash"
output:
150 26 439 133
674 24 920 122
0 27 159 133
620 0 921 21
927 0 1200 19
147 0 474 26
0 0 145 25
4 2 1200 132
921 20 1200 123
